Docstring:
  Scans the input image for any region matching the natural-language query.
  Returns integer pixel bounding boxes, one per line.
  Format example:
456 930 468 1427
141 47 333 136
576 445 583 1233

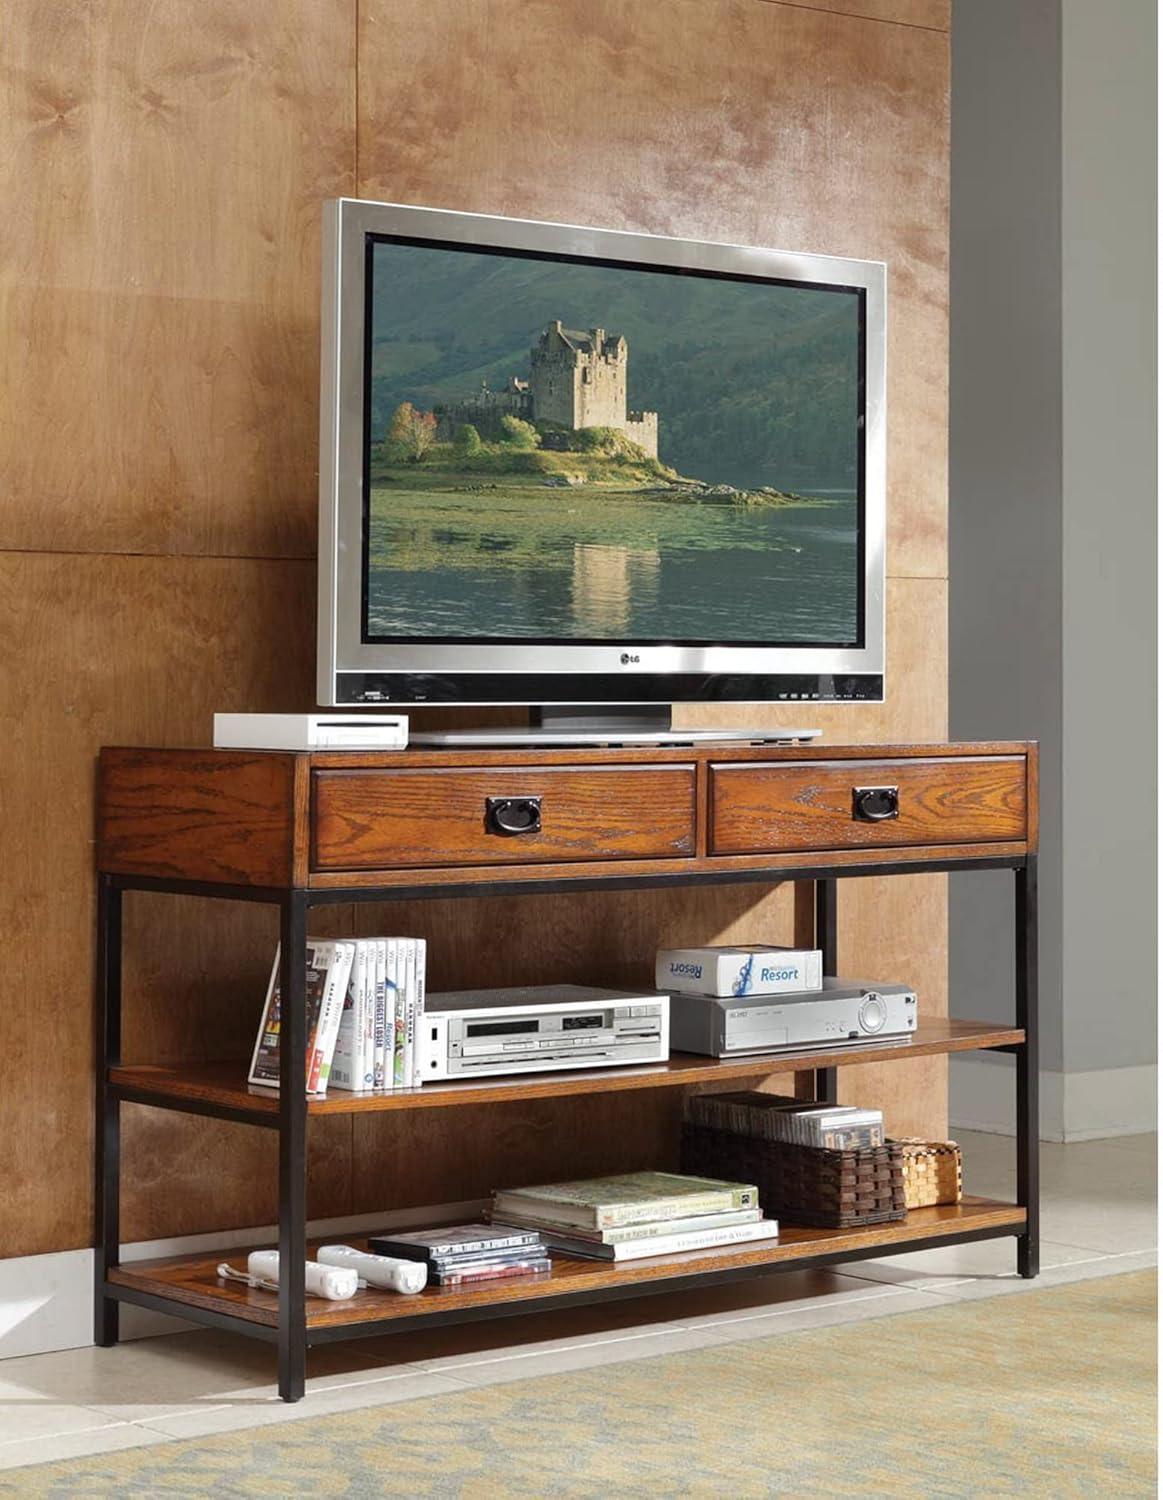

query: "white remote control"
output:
246 1250 358 1301
317 1244 428 1294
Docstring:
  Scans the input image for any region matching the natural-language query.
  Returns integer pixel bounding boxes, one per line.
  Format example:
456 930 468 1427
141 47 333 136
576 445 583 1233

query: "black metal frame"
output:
93 853 1039 1404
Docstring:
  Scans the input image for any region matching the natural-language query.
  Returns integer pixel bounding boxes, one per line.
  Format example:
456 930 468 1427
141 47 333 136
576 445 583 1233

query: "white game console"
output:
213 713 408 751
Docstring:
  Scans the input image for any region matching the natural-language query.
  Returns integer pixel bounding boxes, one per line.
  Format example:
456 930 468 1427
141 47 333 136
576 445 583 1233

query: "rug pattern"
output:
6 1270 1156 1498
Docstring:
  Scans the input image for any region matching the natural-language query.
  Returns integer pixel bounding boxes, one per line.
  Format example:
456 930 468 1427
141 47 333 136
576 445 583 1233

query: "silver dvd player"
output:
669 978 917 1058
420 985 669 1082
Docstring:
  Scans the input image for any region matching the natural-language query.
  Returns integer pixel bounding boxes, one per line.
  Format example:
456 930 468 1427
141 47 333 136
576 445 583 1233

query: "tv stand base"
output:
411 705 821 748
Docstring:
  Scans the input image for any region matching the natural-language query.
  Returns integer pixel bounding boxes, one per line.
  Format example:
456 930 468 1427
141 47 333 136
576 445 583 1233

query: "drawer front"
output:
313 765 696 871
710 756 1028 855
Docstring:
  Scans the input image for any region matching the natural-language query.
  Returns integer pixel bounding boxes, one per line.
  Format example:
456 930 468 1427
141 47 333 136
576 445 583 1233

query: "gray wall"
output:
949 0 1156 1123
948 0 1064 1069
1060 0 1156 1073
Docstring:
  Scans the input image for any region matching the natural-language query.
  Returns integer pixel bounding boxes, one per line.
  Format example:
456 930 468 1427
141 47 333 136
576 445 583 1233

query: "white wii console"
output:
213 713 408 751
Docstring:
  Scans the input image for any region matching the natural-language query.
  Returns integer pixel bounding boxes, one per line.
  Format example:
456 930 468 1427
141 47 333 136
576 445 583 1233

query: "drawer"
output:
709 756 1028 855
312 765 696 871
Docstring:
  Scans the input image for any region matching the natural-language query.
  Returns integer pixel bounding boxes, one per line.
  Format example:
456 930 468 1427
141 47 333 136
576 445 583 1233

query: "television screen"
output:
362 237 864 650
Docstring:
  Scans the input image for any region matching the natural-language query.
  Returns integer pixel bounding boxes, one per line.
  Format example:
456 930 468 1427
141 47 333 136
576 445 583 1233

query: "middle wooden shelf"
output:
109 1017 1024 1124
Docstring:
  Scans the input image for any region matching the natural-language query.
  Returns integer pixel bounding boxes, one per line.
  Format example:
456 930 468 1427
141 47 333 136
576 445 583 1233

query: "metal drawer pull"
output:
485 796 542 835
852 785 899 822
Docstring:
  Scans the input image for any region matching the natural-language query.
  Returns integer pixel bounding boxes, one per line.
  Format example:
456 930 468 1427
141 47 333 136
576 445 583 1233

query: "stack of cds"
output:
686 1092 885 1149
368 1224 550 1286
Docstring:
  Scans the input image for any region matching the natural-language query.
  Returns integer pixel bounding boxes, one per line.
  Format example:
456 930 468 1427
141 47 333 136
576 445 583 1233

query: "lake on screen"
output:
366 484 859 644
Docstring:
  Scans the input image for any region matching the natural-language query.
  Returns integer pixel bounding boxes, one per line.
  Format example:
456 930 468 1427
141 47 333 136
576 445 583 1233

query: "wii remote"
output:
317 1244 428 1294
246 1250 359 1301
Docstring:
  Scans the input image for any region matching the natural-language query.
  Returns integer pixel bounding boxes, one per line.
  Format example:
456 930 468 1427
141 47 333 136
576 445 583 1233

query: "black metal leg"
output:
278 892 309 1402
1016 857 1039 1278
94 875 122 1347
815 879 838 1104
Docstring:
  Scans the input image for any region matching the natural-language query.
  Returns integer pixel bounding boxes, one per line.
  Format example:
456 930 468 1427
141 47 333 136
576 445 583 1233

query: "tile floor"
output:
0 1130 1154 1471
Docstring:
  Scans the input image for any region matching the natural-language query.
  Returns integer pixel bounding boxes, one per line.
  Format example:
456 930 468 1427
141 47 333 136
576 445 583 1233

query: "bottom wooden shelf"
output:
108 1198 1025 1334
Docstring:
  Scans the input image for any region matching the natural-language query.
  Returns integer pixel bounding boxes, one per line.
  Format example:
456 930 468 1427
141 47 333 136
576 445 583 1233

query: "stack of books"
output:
368 1224 550 1286
687 1092 885 1149
490 1171 778 1261
248 937 426 1097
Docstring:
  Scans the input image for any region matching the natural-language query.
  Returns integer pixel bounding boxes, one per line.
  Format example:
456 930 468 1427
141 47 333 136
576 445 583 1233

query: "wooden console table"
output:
94 740 1038 1401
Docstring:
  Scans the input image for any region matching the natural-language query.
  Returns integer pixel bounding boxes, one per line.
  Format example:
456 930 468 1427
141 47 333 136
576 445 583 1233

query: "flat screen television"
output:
317 198 885 724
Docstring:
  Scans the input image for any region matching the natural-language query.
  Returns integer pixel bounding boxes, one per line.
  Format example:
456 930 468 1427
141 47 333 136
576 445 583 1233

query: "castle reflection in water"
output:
570 543 660 635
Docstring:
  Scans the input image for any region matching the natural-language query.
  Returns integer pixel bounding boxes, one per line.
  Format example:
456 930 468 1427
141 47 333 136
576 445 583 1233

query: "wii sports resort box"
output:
656 945 823 999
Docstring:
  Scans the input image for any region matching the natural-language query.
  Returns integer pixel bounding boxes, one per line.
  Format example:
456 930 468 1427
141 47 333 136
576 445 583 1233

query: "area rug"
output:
8 1271 1156 1498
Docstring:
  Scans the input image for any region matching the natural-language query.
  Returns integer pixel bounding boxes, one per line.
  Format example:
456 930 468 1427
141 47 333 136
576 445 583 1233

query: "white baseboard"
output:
950 1052 1157 1142
0 1198 484 1363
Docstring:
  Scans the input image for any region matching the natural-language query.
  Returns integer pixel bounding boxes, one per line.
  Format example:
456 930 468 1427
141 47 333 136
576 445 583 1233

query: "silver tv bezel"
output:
317 198 886 708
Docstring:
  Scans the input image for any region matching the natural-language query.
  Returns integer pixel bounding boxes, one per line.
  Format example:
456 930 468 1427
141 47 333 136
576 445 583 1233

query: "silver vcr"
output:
669 978 917 1058
420 985 670 1081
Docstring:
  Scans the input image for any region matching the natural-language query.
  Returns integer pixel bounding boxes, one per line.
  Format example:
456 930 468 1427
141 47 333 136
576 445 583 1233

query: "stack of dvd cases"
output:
368 1224 550 1286
686 1092 885 1149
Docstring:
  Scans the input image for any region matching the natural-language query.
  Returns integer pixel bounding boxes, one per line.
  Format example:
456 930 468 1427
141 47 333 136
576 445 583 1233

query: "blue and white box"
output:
655 945 823 998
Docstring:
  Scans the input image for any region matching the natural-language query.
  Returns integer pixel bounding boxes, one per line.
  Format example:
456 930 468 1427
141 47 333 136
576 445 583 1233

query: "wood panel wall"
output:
0 0 950 1257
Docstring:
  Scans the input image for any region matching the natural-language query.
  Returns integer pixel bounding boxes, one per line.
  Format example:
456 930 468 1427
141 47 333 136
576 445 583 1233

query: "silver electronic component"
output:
420 985 669 1081
668 978 918 1058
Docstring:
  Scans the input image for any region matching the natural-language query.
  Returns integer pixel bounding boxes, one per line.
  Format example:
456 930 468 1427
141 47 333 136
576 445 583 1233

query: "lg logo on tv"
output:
620 653 641 665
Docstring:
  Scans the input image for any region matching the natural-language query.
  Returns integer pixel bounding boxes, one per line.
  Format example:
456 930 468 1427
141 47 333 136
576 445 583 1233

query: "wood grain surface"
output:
108 1021 1027 1120
3 0 953 1258
107 1197 1023 1329
100 749 300 886
0 553 319 1254
312 765 697 870
0 0 355 558
764 0 950 27
710 756 1028 855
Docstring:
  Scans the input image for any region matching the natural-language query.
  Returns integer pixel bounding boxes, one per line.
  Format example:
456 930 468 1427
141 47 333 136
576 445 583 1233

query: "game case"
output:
248 941 354 1094
433 1256 550 1286
361 941 377 1089
392 939 406 1088
372 938 388 1091
306 941 355 1093
328 941 369 1091
412 938 427 1086
369 1224 541 1260
402 938 417 1088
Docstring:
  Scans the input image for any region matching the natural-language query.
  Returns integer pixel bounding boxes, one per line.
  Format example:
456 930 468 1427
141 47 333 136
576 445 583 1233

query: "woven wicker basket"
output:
681 1123 906 1229
895 1138 963 1209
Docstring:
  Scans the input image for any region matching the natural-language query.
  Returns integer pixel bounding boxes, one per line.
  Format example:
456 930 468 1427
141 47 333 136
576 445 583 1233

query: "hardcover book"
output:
491 1172 759 1231
535 1218 780 1262
491 1206 762 1245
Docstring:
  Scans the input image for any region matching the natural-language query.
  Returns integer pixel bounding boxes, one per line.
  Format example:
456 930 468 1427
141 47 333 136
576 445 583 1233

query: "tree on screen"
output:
386 402 438 462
